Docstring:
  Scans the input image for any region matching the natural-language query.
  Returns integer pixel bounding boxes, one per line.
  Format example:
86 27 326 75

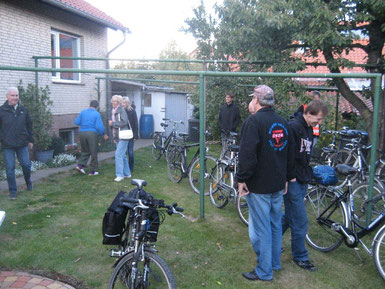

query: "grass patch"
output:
0 146 383 288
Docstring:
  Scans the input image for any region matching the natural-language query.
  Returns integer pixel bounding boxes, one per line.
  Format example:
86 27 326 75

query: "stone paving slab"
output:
0 272 75 289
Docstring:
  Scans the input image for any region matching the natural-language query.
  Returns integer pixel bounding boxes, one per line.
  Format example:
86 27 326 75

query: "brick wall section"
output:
0 0 109 131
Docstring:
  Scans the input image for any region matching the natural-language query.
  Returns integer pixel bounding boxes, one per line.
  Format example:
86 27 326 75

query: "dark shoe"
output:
26 181 33 191
76 165 86 175
9 192 17 200
293 259 317 272
242 271 272 281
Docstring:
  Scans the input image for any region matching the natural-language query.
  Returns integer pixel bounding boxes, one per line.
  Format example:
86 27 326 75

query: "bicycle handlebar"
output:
119 196 184 216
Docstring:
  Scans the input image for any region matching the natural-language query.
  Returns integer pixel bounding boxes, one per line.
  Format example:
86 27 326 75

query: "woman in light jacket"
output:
109 95 131 182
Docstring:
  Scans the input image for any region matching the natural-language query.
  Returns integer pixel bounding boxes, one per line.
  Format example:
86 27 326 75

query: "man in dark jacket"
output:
282 99 328 271
218 93 240 155
0 87 34 199
237 85 295 281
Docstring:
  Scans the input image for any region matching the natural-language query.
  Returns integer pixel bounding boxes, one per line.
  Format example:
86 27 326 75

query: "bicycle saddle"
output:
322 147 336 154
131 179 147 190
179 132 189 137
230 131 238 137
161 123 168 128
335 164 357 176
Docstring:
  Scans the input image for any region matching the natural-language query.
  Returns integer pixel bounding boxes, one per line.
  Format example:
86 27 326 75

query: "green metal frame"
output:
0 64 381 222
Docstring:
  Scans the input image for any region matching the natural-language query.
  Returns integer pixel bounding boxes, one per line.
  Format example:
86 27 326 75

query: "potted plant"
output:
18 82 54 162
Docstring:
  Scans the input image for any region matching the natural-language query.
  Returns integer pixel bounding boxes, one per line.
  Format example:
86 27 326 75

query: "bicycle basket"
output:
313 165 338 186
146 208 160 243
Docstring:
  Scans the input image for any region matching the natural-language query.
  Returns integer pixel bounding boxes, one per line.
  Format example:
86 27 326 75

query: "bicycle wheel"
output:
152 133 163 160
376 160 385 183
236 194 248 226
351 182 385 226
109 250 176 289
167 148 183 183
305 186 347 252
373 225 385 282
331 149 357 167
188 155 217 196
209 163 230 208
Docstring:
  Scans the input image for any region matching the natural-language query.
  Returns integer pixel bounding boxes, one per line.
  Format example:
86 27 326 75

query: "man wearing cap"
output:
218 92 240 155
0 87 34 199
237 85 295 281
282 99 328 271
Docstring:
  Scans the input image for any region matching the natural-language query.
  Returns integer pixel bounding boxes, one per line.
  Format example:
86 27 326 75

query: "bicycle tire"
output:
209 162 230 208
108 250 177 289
188 155 216 196
373 225 385 282
152 133 163 160
351 182 385 226
305 186 347 252
331 149 357 167
376 160 385 183
167 148 183 183
235 194 248 226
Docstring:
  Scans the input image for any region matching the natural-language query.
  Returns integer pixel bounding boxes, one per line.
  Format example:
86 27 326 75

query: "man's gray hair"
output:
251 85 275 106
7 87 19 95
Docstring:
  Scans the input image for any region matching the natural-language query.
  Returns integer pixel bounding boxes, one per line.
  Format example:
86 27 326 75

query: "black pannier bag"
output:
102 191 128 245
146 208 160 242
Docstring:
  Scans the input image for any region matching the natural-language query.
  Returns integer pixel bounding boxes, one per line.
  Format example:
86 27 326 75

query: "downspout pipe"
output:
106 29 128 137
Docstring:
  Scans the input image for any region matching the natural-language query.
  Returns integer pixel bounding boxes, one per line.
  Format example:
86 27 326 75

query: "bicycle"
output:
304 164 385 281
152 119 184 161
165 132 216 196
108 179 184 289
220 131 238 160
209 144 248 226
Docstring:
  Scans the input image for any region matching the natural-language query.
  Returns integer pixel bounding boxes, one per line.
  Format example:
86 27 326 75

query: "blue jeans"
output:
246 190 283 280
115 140 131 177
282 181 309 261
3 146 31 193
127 139 134 172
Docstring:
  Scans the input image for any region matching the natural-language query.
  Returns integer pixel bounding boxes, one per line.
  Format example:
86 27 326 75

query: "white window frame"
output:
51 30 81 83
59 129 76 146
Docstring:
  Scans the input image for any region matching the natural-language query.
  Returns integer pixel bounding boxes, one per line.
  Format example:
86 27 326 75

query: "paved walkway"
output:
0 139 153 289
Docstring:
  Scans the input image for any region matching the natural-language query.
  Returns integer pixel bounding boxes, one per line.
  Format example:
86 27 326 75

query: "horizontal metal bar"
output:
0 65 381 79
95 77 199 85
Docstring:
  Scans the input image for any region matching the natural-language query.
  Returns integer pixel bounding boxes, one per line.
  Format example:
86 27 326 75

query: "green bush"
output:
50 135 65 156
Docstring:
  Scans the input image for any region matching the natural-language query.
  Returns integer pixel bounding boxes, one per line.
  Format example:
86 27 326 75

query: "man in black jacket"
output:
0 87 34 199
282 99 328 271
218 93 240 155
237 85 295 281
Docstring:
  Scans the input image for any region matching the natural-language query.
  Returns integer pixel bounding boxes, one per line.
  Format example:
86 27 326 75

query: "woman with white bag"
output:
109 95 132 182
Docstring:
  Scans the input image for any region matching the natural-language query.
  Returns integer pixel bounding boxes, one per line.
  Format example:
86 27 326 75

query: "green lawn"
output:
0 146 383 289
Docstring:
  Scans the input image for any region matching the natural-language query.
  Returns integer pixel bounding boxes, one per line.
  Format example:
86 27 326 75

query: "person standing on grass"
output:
218 92 240 156
282 99 328 272
0 87 34 199
122 97 138 172
109 95 131 182
237 85 295 282
74 100 107 176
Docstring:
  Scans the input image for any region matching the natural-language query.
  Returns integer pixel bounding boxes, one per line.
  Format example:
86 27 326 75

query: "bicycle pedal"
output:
110 249 123 257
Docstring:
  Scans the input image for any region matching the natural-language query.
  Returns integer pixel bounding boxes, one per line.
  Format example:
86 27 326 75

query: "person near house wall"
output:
122 97 138 172
0 87 34 199
282 99 328 272
236 85 295 281
109 95 131 182
74 100 107 176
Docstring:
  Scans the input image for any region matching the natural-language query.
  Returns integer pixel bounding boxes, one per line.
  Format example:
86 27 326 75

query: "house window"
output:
59 129 75 145
51 30 81 82
144 93 152 107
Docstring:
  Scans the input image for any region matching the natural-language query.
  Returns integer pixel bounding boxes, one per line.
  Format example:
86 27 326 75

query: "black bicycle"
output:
108 179 184 289
152 119 184 161
305 164 385 281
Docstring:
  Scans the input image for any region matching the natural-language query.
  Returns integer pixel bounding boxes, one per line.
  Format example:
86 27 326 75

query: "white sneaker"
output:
114 177 124 182
124 175 132 178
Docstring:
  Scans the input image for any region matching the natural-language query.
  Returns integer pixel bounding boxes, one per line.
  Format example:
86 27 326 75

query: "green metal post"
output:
97 78 101 104
365 75 382 226
34 58 39 95
199 73 206 219
335 92 339 131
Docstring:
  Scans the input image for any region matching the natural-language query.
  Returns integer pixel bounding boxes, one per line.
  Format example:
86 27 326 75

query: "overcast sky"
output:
86 0 221 59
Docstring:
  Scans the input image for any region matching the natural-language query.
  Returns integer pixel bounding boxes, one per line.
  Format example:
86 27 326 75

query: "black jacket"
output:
126 108 139 139
218 102 240 132
0 101 33 149
236 107 295 194
289 115 314 184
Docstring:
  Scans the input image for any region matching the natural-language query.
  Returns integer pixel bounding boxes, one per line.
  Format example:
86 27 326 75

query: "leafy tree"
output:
185 0 385 152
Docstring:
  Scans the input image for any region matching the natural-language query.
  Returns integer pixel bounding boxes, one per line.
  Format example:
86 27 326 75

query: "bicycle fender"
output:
111 247 159 268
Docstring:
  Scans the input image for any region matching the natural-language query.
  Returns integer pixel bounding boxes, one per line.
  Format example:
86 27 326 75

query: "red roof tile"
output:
46 0 127 31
